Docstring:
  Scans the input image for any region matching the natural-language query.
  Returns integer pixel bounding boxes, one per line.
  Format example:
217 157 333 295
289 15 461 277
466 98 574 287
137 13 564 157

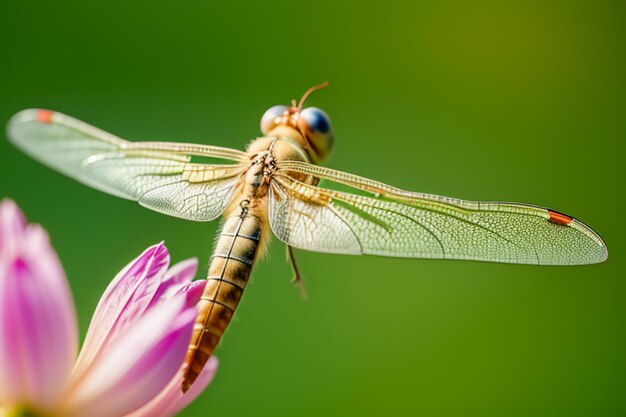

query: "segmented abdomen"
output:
182 209 261 392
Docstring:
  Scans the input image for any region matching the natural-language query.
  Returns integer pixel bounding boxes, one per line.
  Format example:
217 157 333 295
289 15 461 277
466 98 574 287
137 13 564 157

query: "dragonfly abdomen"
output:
182 207 262 392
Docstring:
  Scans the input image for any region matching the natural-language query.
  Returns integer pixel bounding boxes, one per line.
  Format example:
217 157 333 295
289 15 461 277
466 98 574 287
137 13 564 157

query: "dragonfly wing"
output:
7 109 247 221
270 162 607 265
81 151 242 221
268 182 362 255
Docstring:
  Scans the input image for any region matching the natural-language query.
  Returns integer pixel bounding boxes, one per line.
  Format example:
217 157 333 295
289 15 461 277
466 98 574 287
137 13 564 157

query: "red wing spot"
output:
36 109 54 124
549 211 573 226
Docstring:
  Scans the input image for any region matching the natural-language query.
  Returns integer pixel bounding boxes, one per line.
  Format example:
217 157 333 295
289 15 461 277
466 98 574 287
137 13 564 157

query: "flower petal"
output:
175 279 207 308
73 243 170 377
167 357 218 416
66 295 196 417
0 199 26 256
127 357 217 417
162 258 198 287
0 220 77 411
148 258 198 308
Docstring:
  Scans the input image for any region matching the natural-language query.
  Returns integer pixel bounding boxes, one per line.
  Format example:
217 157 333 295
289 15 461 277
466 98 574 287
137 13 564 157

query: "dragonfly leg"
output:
286 245 307 300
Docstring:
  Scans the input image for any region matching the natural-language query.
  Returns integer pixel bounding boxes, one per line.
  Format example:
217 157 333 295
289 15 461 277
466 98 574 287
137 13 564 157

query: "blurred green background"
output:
1 1 624 416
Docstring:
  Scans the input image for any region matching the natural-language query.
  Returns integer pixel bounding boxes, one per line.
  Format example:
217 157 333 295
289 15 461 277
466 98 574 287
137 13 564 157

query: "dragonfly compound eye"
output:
260 105 289 135
297 107 334 162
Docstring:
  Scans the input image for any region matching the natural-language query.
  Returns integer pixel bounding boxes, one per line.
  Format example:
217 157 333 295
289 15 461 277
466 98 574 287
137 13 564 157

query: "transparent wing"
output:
7 109 248 221
269 161 607 265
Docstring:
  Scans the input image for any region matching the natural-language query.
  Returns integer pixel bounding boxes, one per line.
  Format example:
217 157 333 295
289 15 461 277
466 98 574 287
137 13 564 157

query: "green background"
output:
1 1 624 416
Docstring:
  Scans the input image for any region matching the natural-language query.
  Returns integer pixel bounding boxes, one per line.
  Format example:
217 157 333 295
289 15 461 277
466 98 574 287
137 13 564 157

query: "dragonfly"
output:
6 83 607 392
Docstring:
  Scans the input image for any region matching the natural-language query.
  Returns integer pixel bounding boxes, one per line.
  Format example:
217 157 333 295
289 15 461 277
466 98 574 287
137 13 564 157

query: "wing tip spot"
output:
36 109 54 124
548 210 573 226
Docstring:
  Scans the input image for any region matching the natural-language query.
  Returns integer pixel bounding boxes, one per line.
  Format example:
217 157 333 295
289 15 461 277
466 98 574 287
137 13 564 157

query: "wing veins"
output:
333 196 447 257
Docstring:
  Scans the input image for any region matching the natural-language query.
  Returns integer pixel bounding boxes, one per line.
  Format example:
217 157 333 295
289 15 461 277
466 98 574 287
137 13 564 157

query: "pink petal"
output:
175 279 207 308
0 220 77 410
163 258 198 287
0 199 26 257
66 295 196 417
148 258 198 308
73 243 170 377
127 357 217 417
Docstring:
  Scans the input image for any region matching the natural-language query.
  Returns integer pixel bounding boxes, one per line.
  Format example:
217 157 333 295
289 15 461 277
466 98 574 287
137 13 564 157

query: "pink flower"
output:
0 199 216 417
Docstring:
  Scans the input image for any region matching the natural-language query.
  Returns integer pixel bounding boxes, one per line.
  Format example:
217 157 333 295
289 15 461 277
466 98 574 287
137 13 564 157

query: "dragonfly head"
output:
260 82 334 163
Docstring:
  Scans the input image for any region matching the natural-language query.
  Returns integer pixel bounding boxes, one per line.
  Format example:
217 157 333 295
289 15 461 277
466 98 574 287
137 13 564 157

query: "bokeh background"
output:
1 1 624 416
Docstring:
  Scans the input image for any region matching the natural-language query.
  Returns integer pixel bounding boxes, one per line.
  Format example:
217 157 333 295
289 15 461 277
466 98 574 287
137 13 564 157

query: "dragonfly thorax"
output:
246 151 276 192
245 137 318 188
247 136 310 163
